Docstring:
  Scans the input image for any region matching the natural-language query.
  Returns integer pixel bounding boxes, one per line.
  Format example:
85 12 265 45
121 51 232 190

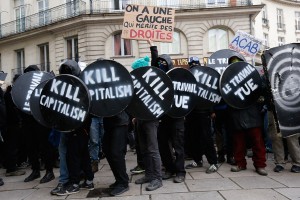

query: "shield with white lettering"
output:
39 74 90 132
126 67 174 120
30 80 52 127
207 49 245 75
80 59 134 117
220 62 262 109
263 43 300 137
190 66 222 110
166 68 198 118
11 71 55 115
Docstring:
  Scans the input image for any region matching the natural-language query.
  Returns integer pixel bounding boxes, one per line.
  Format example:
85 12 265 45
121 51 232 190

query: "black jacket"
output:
150 46 173 72
230 103 263 131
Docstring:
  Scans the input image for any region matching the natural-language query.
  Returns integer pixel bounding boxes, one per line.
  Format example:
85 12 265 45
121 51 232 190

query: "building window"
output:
39 43 50 71
66 37 79 61
208 28 229 52
38 0 49 25
112 0 129 10
296 12 300 31
0 54 2 72
207 0 227 5
160 31 180 54
157 0 179 7
16 49 25 71
263 33 269 48
277 9 285 30
113 33 132 56
296 38 300 43
262 6 268 26
66 0 79 17
278 37 285 46
15 0 25 32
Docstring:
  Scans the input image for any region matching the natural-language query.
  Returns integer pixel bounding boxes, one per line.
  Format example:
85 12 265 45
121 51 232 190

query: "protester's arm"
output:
148 39 158 67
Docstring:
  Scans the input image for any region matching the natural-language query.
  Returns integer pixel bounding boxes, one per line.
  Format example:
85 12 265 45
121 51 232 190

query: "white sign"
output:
229 30 262 58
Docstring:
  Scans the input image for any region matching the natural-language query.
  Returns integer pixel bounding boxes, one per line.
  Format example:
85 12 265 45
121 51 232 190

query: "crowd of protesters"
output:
0 40 299 195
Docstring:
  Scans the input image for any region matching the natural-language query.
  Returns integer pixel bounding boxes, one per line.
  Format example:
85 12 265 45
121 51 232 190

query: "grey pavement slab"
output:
0 189 36 200
230 176 285 189
24 188 65 200
220 189 289 200
270 174 300 187
185 178 240 192
101 195 149 200
151 191 224 200
189 171 223 179
275 188 300 200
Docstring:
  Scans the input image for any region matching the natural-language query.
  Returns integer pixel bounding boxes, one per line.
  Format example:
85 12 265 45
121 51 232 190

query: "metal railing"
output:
277 23 286 31
90 0 253 13
262 18 269 26
0 1 86 38
0 0 253 39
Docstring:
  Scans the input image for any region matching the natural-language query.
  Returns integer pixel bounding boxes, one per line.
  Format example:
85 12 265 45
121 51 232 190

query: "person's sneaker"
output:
162 171 174 180
80 181 94 190
130 166 145 174
50 183 64 195
185 161 203 169
256 168 268 176
291 165 300 173
135 176 150 184
56 184 79 196
145 179 162 191
231 166 247 172
91 160 99 173
110 185 129 196
5 170 26 177
206 164 219 174
274 165 284 173
173 175 185 183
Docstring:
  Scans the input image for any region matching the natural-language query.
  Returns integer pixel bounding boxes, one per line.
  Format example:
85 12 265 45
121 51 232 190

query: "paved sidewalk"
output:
0 151 299 200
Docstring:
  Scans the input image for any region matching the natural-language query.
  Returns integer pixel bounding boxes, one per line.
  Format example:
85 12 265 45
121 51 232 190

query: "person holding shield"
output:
21 65 56 184
133 41 163 191
228 56 268 176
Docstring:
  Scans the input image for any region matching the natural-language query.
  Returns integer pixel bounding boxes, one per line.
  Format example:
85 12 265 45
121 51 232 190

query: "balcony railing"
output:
0 0 253 39
91 0 253 12
262 18 269 27
277 23 286 31
0 1 86 38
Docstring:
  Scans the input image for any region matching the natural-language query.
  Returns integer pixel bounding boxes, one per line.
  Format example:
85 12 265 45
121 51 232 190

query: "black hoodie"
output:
150 46 173 72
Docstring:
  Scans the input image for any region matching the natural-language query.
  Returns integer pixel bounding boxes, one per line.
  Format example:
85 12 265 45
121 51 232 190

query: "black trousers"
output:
3 125 19 172
158 116 185 176
67 132 94 184
185 112 217 165
23 120 55 171
103 125 129 187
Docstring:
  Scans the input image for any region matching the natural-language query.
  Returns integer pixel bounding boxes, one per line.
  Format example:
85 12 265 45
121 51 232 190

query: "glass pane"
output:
114 34 121 56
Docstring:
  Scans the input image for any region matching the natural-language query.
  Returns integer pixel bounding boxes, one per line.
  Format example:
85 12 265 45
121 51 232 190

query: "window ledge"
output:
110 55 135 59
296 30 300 33
162 53 184 56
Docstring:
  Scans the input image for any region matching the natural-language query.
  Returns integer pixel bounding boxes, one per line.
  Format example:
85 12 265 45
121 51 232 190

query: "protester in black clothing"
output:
3 75 26 177
55 59 94 196
134 40 163 191
20 65 56 184
147 41 186 183
103 111 130 196
184 59 219 173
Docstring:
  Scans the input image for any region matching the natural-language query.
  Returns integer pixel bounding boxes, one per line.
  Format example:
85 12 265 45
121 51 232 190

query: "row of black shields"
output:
11 55 263 132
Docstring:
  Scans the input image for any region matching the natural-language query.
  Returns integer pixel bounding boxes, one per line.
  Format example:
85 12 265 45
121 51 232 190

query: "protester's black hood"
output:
157 54 173 72
59 59 81 77
24 65 40 73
